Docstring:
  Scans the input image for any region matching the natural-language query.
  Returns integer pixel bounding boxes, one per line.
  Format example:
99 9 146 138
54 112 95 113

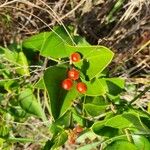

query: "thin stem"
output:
129 86 150 105
37 89 49 127
124 129 134 143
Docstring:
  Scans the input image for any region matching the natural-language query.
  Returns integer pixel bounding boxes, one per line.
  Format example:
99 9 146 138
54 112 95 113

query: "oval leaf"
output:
99 78 125 95
84 103 108 117
22 32 51 50
105 140 137 150
52 131 68 149
40 27 73 58
18 88 44 119
105 115 133 129
132 135 150 150
44 65 79 120
65 45 114 80
82 79 106 96
16 52 30 76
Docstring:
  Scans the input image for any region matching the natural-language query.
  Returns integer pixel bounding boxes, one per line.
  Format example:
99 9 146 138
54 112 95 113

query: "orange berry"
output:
62 78 73 90
76 82 87 93
68 68 80 80
70 52 81 62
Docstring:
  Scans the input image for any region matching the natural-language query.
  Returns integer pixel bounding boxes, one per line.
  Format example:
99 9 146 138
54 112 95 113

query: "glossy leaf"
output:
132 135 150 150
40 27 73 58
22 32 51 50
122 113 150 133
105 115 133 129
92 120 118 137
82 79 106 96
100 78 125 95
44 65 79 120
74 36 90 46
84 103 108 116
18 88 45 119
92 120 106 133
65 45 114 80
105 140 137 150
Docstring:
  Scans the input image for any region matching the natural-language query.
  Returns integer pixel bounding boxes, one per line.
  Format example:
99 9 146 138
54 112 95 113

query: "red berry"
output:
73 125 83 133
62 78 73 90
68 68 80 80
76 82 87 94
70 52 81 62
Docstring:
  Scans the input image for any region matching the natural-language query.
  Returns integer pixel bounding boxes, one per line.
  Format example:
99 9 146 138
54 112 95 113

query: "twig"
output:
60 0 86 20
129 86 150 105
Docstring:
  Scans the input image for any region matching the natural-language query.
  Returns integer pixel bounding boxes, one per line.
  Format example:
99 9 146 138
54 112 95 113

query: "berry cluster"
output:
68 125 83 144
61 52 87 94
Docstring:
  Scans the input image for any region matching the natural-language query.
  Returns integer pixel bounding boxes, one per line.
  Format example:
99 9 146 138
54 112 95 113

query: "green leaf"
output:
84 103 108 117
0 47 29 76
132 135 150 150
44 65 79 120
82 79 106 96
122 113 150 133
15 52 30 76
0 138 4 147
0 46 17 62
43 140 54 150
92 120 118 137
65 45 114 80
40 26 73 58
50 111 72 135
34 78 45 89
74 36 90 46
4 80 19 92
72 108 85 126
8 106 26 118
92 120 106 133
0 46 5 54
22 32 51 50
18 88 45 119
105 115 133 129
148 102 150 113
140 117 150 129
100 78 125 95
52 130 68 149
105 140 137 150
0 125 9 138
85 96 107 105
